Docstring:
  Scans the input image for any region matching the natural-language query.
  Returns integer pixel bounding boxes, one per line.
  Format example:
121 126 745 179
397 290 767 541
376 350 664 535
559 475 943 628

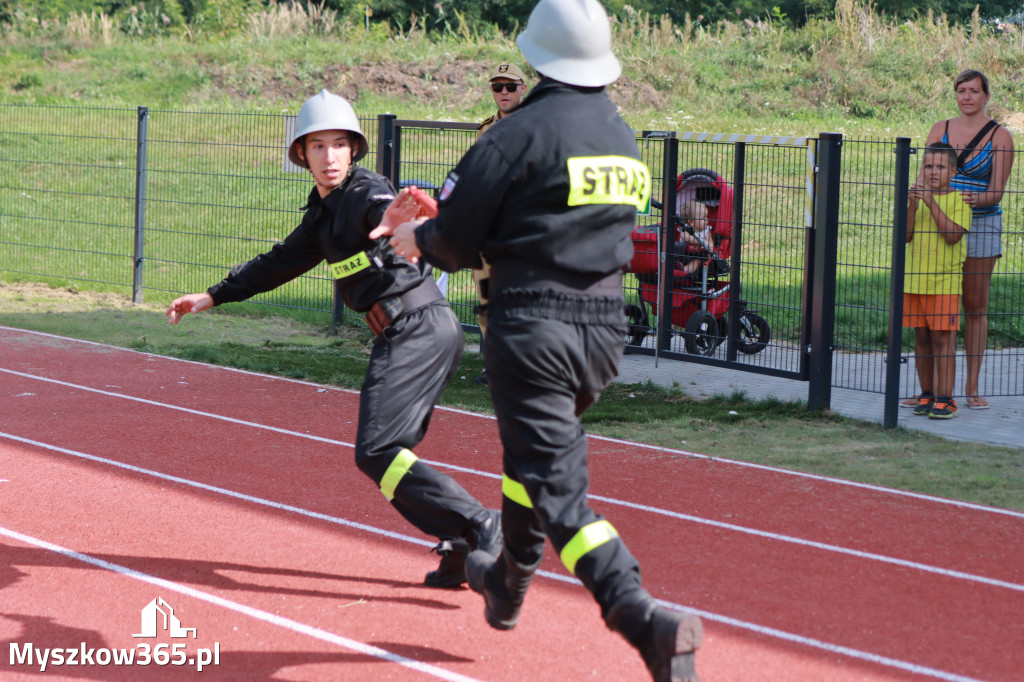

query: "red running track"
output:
1 325 1022 681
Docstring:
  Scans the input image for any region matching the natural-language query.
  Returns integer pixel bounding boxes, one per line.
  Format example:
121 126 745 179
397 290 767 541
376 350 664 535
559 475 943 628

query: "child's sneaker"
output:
928 398 958 420
912 393 935 416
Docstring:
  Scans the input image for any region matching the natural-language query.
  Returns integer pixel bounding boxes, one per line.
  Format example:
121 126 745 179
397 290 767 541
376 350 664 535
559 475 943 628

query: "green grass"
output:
3 13 1023 322
3 109 1020 351
2 281 1022 514
1 9 1023 511
3 6 1024 136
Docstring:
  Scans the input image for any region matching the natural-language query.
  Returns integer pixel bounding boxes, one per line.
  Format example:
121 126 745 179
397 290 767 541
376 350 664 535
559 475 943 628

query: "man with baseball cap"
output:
473 62 529 385
477 62 528 136
372 1 703 679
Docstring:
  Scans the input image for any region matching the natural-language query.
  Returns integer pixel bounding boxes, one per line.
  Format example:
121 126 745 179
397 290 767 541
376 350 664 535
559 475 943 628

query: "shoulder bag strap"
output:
957 119 998 169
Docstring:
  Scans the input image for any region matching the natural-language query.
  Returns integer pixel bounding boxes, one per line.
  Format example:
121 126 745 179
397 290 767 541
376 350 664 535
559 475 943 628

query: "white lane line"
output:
590 491 1024 593
0 525 483 682
1 367 357 449
0 430 430 547
2 326 1022 520
2 373 1023 594
674 601 987 682
1 437 988 682
589 431 1024 519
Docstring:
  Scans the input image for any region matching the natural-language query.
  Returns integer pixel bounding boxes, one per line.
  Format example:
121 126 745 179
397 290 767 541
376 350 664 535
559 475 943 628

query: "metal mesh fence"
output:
833 139 1023 398
1 103 1021 401
832 138 903 393
979 150 1024 398
708 138 810 376
391 121 479 328
138 109 380 315
0 103 137 291
616 135 813 378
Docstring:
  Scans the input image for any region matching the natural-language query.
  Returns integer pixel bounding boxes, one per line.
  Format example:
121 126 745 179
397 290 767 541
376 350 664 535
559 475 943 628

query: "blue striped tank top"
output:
942 120 1001 216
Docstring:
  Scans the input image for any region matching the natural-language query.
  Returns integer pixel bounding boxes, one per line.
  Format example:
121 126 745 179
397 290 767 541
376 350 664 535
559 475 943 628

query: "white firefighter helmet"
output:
515 0 621 88
288 89 369 168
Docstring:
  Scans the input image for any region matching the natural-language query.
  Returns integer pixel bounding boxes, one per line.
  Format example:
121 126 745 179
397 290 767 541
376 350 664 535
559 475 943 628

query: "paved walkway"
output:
615 351 1024 450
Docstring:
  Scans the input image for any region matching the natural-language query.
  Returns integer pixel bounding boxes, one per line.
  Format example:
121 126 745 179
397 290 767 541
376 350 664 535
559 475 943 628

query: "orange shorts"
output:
903 293 960 331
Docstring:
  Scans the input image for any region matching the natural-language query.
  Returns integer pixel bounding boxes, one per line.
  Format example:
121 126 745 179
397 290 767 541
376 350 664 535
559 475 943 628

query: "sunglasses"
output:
491 82 521 93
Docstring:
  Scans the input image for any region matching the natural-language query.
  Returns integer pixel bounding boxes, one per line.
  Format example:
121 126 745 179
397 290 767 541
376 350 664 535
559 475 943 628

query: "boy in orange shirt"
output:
904 142 971 419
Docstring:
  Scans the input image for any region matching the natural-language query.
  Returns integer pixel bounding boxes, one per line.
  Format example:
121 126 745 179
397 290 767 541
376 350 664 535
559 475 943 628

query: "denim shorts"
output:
967 213 1003 259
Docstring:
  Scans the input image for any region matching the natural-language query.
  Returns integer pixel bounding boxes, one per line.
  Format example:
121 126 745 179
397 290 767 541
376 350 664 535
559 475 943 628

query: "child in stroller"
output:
624 168 770 356
675 200 715 278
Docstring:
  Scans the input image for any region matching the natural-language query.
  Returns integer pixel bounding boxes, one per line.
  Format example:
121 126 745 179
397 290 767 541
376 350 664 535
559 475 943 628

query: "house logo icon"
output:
133 597 197 639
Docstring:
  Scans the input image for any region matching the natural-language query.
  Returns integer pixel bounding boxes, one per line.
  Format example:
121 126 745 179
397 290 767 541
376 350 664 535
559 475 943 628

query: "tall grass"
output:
1 3 1022 357
2 2 1022 138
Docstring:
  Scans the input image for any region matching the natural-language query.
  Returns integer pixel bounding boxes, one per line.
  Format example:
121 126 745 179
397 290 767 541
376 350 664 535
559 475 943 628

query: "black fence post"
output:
884 138 913 428
376 113 397 183
657 134 678 354
807 132 843 411
131 106 149 304
725 141 747 361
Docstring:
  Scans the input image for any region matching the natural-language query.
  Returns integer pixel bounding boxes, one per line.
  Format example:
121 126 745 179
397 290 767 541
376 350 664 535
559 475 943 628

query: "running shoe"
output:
928 398 958 420
912 393 935 416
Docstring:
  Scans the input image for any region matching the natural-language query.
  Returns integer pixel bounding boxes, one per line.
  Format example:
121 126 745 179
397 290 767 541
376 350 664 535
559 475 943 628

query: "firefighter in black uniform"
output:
371 1 703 679
165 89 500 589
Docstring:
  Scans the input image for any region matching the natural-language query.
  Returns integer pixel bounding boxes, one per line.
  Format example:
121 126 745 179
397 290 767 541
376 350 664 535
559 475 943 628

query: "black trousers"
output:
484 312 645 618
356 302 488 540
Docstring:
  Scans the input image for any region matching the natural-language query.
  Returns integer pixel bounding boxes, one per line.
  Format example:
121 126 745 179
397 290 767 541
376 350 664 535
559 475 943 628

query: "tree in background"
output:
2 0 1019 34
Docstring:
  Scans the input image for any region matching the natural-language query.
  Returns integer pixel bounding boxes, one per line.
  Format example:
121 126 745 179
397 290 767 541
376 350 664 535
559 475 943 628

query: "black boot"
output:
465 549 538 630
607 595 703 682
468 508 502 557
423 538 470 588
424 509 501 588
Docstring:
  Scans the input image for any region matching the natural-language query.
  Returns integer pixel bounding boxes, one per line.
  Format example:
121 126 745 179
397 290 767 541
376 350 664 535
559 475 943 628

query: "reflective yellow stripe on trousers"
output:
560 520 619 575
501 473 533 508
379 448 417 500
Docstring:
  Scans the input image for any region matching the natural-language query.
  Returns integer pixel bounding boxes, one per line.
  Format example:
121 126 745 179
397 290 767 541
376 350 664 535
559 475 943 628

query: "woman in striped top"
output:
923 69 1015 410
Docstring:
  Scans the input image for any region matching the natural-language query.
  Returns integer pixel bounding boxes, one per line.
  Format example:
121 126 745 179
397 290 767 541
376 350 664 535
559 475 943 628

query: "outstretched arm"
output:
166 293 214 324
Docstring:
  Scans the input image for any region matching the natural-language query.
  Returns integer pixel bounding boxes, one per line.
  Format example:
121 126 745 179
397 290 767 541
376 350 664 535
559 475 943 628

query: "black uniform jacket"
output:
208 166 430 313
415 78 647 278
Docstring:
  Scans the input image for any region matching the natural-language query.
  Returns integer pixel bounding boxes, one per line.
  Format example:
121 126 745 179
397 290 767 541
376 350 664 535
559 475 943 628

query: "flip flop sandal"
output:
966 396 990 410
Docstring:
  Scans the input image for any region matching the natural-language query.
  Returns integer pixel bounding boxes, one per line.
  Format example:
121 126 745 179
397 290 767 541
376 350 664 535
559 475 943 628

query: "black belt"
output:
490 260 623 296
488 261 624 325
365 278 445 336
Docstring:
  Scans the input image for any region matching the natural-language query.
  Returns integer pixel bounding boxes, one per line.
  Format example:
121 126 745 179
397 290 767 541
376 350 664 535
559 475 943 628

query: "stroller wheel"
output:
684 310 719 357
624 304 649 346
737 311 771 354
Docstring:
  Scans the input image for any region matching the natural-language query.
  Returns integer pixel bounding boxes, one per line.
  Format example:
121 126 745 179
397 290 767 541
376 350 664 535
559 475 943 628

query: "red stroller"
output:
624 168 770 356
